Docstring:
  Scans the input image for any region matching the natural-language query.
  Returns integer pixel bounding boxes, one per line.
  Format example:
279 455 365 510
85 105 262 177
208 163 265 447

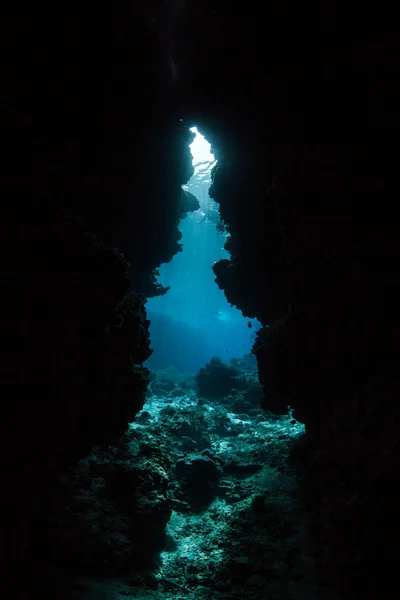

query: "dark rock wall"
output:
170 2 400 596
0 1 194 586
1 1 399 597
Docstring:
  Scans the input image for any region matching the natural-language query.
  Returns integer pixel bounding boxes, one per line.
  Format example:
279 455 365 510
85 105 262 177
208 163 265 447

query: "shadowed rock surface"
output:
0 2 398 599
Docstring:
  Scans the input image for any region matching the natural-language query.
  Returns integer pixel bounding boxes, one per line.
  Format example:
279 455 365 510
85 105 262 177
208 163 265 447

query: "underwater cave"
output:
145 126 262 373
1 2 399 600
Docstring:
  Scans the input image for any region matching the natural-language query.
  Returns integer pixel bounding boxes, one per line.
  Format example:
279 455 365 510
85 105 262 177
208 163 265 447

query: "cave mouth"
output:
145 126 261 375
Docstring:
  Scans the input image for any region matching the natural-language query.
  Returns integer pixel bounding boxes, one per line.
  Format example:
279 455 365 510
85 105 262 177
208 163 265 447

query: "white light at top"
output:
189 127 216 166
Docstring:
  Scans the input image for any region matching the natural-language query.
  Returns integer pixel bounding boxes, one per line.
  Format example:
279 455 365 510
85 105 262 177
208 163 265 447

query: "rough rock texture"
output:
1 2 399 599
0 212 152 593
180 190 200 217
0 2 195 592
195 356 246 399
39 369 318 600
46 443 172 576
172 4 399 597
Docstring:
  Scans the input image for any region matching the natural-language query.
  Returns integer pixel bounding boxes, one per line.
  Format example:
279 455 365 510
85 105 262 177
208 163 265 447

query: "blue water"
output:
145 127 261 374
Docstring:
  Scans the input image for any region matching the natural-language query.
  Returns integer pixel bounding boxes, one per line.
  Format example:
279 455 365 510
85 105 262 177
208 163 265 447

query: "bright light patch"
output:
145 123 262 372
189 127 215 165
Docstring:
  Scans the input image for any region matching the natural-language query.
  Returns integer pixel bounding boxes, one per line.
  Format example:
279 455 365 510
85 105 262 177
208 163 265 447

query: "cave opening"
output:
145 126 261 375
124 127 305 587
1 2 397 597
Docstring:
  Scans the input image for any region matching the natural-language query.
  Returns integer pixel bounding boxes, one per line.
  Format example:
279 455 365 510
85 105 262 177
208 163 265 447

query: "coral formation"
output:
40 369 307 597
1 2 398 599
180 189 200 217
195 356 247 399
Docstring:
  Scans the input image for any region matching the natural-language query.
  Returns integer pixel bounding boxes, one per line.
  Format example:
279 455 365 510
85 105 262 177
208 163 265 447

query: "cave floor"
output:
59 389 343 600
